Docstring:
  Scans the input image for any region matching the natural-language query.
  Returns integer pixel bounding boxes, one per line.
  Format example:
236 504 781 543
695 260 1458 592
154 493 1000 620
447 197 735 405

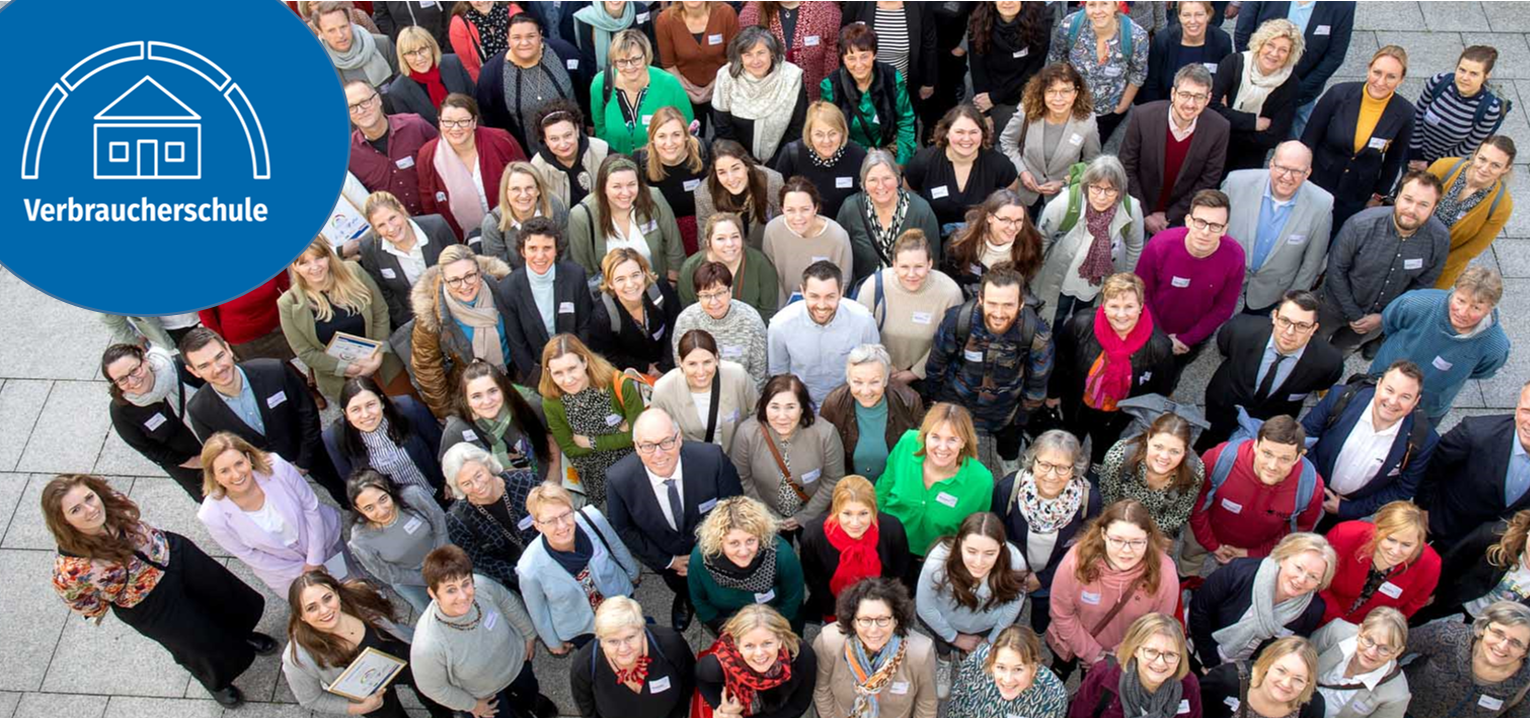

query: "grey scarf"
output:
327 24 393 87
1118 658 1184 718
1212 557 1313 662
122 347 182 414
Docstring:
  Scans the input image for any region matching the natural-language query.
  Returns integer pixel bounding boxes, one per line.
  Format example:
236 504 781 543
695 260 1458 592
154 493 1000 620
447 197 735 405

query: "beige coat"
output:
1312 619 1411 718
649 361 760 455
276 260 402 400
732 417 845 525
529 136 610 207
813 624 938 718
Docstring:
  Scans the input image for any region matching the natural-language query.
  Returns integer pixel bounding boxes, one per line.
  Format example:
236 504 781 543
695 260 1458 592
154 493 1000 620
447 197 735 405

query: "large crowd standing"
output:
51 1 1530 718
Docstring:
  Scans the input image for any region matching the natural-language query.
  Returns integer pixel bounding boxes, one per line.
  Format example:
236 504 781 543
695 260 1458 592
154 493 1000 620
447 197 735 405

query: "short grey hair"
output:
1173 63 1214 92
1081 155 1129 195
1475 601 1530 637
440 443 503 500
1455 266 1505 306
727 26 782 78
845 343 892 379
1023 429 1089 478
859 148 902 185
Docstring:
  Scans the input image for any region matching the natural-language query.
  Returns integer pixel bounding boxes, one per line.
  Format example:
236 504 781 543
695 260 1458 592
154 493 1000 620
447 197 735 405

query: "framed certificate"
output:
326 646 407 701
325 332 383 364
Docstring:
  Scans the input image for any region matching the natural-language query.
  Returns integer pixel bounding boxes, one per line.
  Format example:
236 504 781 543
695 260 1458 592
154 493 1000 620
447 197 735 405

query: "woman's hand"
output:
303 563 324 574
526 639 537 661
348 690 386 715
952 633 984 653
919 86 934 100
573 434 594 450
973 92 994 112
471 696 499 718
1025 573 1042 593
549 641 574 656
779 517 800 532
715 688 746 718
1020 171 1042 193
1255 117 1272 132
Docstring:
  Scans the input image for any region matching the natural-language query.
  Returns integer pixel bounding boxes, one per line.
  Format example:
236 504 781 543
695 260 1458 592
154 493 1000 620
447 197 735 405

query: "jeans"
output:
392 583 431 614
1290 100 1317 139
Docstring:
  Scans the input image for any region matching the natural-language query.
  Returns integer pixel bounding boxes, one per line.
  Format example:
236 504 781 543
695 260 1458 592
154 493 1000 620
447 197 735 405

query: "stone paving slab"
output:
93 429 169 479
11 693 106 718
0 272 111 382
0 550 70 692
15 381 112 475
102 696 224 718
0 380 50 473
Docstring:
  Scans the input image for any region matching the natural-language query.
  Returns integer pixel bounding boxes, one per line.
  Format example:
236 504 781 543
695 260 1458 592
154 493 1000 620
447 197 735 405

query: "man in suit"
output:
1233 1 1357 137
179 327 346 506
1119 64 1231 235
1416 379 1530 553
357 195 458 329
1198 290 1344 451
495 217 594 386
1301 360 1438 529
1221 142 1334 315
606 407 744 631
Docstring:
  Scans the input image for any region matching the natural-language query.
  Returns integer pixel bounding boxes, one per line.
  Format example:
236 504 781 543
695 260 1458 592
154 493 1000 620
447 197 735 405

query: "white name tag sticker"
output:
801 468 822 484
1203 62 1218 73
435 191 447 202
708 34 724 46
1225 697 1241 711
1378 581 1403 599
266 391 287 408
1480 695 1505 711
636 11 650 22
1314 24 1331 36
754 589 776 603
721 344 744 358
1013 47 1029 58
1288 392 1309 402
811 255 830 263
1221 497 1243 514
394 156 415 169
683 179 701 192
380 268 397 279
641 219 658 233
1367 137 1388 151
964 349 984 362
403 516 424 534
930 185 950 199
144 413 167 431
1178 699 1191 715
419 0 437 7
1139 371 1152 385
699 498 718 513
1424 109 1444 126
550 301 573 316
518 515 535 531
935 491 959 508
911 311 933 325
836 176 853 188
1432 355 1454 371
484 610 500 630
804 35 821 47
650 675 672 692
968 263 984 276
1287 234 1306 245
567 59 579 70
890 681 910 695
1068 133 1083 146
641 115 653 127
1404 257 1424 270
1080 590 1102 605
605 413 623 427
1171 276 1191 288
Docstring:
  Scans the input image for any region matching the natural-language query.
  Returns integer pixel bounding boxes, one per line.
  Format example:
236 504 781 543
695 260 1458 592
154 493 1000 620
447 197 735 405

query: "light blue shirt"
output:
767 300 881 406
217 366 266 435
527 264 558 338
1507 438 1530 507
1251 180 1297 271
1254 337 1307 397
1287 1 1317 35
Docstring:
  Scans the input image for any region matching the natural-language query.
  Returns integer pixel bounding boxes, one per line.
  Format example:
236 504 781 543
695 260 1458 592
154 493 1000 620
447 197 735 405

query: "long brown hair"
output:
285 572 400 669
594 154 659 238
1121 412 1199 494
934 512 1026 611
454 360 552 467
1487 510 1530 569
968 2 1050 56
41 475 144 563
1073 499 1169 596
707 140 770 224
947 189 1043 280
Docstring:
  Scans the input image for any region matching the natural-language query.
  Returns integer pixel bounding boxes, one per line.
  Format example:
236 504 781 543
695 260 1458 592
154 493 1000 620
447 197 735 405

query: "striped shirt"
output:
1409 72 1507 163
873 8 910 77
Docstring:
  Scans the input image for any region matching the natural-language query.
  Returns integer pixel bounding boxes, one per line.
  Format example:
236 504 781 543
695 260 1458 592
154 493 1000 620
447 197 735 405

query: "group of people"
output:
62 1 1530 718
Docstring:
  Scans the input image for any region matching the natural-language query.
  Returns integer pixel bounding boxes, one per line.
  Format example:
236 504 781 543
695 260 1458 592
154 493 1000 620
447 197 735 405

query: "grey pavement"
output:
5 3 1530 717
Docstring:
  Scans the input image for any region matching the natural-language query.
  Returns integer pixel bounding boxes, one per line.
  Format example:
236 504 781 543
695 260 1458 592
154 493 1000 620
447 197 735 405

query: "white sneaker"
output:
935 656 953 699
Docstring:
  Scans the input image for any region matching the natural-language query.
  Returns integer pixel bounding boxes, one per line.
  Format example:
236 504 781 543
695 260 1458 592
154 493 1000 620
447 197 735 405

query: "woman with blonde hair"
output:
948 625 1067 718
678 212 783 323
591 29 694 155
1069 613 1202 718
278 236 403 401
539 333 645 506
408 242 514 419
696 603 817 718
1210 18 1305 174
570 596 698 718
1191 532 1336 669
799 475 911 621
688 496 806 634
480 161 571 266
774 101 867 219
635 105 710 253
876 403 994 574
195 432 348 596
1311 608 1411 718
1201 636 1324 718
357 190 459 328
1000 63 1102 215
1319 501 1440 626
589 247 683 377
384 25 474 126
516 482 641 654
1418 508 1530 624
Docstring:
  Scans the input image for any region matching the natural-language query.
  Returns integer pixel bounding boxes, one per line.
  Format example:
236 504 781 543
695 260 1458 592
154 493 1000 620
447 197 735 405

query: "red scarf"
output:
825 517 881 599
613 654 652 685
409 65 448 109
709 634 793 716
1083 304 1155 412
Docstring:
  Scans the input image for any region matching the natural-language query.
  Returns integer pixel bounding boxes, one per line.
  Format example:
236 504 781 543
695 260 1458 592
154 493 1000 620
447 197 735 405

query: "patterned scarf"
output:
704 540 778 594
846 634 907 718
710 634 794 716
811 143 847 169
1083 304 1154 412
1012 471 1088 533
614 654 652 685
826 518 882 597
476 407 523 472
865 191 909 266
714 61 804 164
1078 202 1119 286
464 4 511 62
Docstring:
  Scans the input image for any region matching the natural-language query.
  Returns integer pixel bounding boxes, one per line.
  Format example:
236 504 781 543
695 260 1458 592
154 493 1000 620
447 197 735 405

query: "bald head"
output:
633 408 682 477
1269 141 1313 200
634 408 679 441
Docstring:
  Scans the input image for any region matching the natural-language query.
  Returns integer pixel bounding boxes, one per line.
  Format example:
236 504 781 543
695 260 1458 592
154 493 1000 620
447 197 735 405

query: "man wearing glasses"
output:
1119 63 1230 235
1221 141 1335 316
1197 289 1343 452
605 408 744 632
346 79 439 216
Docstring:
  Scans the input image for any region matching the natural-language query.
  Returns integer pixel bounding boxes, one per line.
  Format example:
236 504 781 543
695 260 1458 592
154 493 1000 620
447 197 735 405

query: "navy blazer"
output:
493 261 595 386
359 213 459 329
1234 1 1356 105
1139 24 1234 105
382 54 475 127
991 475 1103 591
1415 414 1525 552
1301 81 1415 207
606 442 744 571
187 359 326 473
322 394 445 493
1300 384 1438 521
1189 557 1327 668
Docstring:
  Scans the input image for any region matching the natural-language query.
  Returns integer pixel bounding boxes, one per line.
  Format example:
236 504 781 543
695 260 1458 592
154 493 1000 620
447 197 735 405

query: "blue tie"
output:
664 479 684 532
1507 451 1530 507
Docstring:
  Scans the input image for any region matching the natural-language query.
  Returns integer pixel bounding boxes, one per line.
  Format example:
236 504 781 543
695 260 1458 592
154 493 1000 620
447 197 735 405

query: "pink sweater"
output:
1135 227 1245 346
1046 546 1180 664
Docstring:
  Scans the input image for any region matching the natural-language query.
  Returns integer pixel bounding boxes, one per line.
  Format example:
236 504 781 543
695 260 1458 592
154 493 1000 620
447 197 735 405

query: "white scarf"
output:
1233 50 1295 116
326 24 394 87
713 61 804 163
122 347 183 416
1212 557 1314 662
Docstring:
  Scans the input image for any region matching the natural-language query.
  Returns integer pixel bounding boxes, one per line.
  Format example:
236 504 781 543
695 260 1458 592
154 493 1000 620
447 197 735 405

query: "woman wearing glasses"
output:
570 597 697 718
1069 614 1202 718
409 243 515 420
943 189 1042 300
385 26 474 127
679 213 782 324
1001 63 1102 218
812 577 937 718
687 496 806 634
479 162 571 267
947 625 1067 718
539 334 645 506
1209 19 1304 175
1046 499 1179 682
1200 636 1324 718
1033 154 1144 330
101 342 205 501
916 513 1029 698
1403 601 1530 718
1318 501 1439 627
417 93 529 241
1190 533 1335 671
516 483 641 655
1310 608 1411 718
591 30 693 156
672 261 770 388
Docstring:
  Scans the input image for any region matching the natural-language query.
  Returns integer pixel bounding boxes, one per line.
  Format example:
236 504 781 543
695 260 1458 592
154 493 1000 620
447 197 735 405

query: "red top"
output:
1318 519 1441 626
1156 123 1194 213
416 125 527 240
1188 441 1326 557
198 273 291 345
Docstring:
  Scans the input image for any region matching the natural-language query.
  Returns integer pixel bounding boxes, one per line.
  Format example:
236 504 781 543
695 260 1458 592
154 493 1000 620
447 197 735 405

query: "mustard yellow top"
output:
1353 90 1391 154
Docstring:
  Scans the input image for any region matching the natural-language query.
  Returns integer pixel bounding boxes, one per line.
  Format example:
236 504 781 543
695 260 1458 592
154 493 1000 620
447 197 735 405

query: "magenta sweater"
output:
1135 228 1246 346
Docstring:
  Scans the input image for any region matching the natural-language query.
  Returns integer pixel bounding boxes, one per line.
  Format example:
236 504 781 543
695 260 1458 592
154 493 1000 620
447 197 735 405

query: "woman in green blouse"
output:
875 402 994 582
819 24 917 164
1096 411 1205 541
590 29 694 156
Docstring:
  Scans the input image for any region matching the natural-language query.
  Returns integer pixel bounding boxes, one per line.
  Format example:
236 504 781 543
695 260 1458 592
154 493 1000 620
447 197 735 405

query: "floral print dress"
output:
561 386 635 506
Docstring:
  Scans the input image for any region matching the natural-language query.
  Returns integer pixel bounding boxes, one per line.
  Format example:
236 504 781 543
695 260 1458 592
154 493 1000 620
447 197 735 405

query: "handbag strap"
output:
1089 574 1146 636
578 506 616 558
759 425 809 502
703 378 721 445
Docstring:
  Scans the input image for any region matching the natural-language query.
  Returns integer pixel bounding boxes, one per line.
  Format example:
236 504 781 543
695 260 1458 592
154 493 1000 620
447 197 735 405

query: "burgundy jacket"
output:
416 126 527 240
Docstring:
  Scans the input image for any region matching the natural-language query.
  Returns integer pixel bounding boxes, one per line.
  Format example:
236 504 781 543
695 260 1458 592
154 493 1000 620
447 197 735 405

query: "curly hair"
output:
1020 63 1094 123
1487 509 1530 569
696 496 779 558
834 577 915 639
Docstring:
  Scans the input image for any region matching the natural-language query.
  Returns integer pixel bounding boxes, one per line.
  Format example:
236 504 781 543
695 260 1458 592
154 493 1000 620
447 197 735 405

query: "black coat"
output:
991 475 1102 591
1415 414 1526 552
1234 1 1356 105
1049 308 1177 406
1202 314 1343 447
799 513 913 619
1201 661 1326 718
493 260 595 385
1140 24 1234 105
968 8 1053 107
1209 50 1302 174
186 359 327 475
1412 518 1520 625
1189 557 1327 669
605 442 744 571
571 625 696 718
589 279 682 375
382 54 475 127
321 394 445 495
109 373 203 501
373 1 452 48
839 2 937 91
359 213 459 329
474 37 592 152
1301 81 1415 209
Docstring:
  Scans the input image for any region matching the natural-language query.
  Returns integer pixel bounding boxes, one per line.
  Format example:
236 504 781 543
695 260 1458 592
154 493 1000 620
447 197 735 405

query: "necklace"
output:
434 600 483 631
471 483 522 546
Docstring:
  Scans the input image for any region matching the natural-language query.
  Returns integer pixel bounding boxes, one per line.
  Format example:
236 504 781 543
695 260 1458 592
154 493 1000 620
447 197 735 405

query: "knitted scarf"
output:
1078 202 1119 286
865 191 909 267
1012 471 1088 533
408 64 448 109
847 633 907 718
327 24 394 87
443 282 506 367
1233 50 1295 116
826 518 882 597
1118 658 1184 718
122 347 180 412
714 61 804 164
1083 304 1154 412
710 634 794 716
704 540 778 594
573 1 634 67
433 130 490 234
476 407 519 471
1212 557 1314 662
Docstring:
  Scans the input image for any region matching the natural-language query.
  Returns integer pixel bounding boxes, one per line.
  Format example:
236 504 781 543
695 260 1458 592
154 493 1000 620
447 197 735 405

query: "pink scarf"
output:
432 131 488 233
1083 304 1155 412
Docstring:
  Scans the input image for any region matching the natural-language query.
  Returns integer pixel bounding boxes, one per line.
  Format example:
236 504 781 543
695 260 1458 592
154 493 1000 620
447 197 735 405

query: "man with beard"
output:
1316 171 1449 355
767 261 880 405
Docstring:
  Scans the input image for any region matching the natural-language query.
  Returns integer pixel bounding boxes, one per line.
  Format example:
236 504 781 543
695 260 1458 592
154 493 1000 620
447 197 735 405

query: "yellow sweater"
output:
1428 157 1514 288
1353 90 1391 154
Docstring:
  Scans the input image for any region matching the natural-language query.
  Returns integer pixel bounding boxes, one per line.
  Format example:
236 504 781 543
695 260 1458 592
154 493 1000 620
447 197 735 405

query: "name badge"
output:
964 349 984 362
1171 276 1191 288
567 58 579 70
650 675 672 692
395 156 415 169
1424 109 1444 126
1225 697 1241 711
1012 47 1029 58
1378 581 1403 599
1314 24 1331 36
683 179 701 192
267 391 287 408
811 255 830 263
1139 371 1152 384
1221 498 1243 514
836 176 853 189
708 34 724 46
890 681 910 695
419 0 437 7
605 413 623 427
912 311 933 325
1287 392 1309 402
802 468 822 484
968 263 984 276
555 301 575 315
1403 257 1424 270
642 115 653 127
754 589 776 603
1287 234 1307 245
1367 137 1388 151
804 35 821 47
1177 700 1191 715
722 344 744 358
930 185 950 199
1080 590 1102 605
699 498 718 513
1432 355 1454 372
1480 695 1505 711
1068 133 1083 146
380 268 397 279
518 515 535 531
403 516 424 534
641 219 658 233
434 191 448 203
1202 62 1218 73
935 491 959 508
144 413 168 431
485 610 500 630
636 11 650 22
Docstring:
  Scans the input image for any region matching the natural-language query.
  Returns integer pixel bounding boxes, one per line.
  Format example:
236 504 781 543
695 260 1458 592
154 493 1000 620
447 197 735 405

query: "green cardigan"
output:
836 192 943 287
566 187 687 282
275 261 402 400
818 70 917 164
875 430 994 557
677 246 782 324
590 67 695 155
541 375 645 458
688 535 805 633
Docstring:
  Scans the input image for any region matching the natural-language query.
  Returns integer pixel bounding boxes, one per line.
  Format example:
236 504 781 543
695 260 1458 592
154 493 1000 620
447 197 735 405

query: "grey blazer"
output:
999 112 1103 206
1221 169 1335 312
1311 619 1411 718
358 214 459 329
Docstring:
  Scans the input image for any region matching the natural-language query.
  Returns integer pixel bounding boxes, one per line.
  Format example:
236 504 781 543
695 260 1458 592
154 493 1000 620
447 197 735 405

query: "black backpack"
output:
1323 373 1431 475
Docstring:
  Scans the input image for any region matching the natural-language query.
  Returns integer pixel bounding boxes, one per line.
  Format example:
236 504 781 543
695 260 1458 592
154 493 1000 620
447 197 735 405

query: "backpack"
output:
1200 437 1319 534
1323 373 1432 476
1056 161 1136 237
1425 74 1512 134
613 370 654 412
1067 11 1133 63
600 282 666 334
954 297 1039 351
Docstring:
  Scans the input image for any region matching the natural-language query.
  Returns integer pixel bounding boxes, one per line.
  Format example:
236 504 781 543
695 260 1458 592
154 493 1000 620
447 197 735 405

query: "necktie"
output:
663 479 683 532
1255 353 1289 402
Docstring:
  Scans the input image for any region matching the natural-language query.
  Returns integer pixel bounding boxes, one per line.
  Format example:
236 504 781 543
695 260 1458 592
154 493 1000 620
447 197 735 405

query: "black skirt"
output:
112 532 265 692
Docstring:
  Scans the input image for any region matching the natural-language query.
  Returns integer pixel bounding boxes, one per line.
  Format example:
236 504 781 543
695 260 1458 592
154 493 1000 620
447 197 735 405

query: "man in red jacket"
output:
1179 415 1325 577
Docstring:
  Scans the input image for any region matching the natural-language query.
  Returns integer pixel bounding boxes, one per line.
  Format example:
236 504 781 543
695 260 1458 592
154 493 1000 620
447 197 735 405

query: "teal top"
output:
818 70 917 164
876 429 994 557
687 535 805 633
852 397 891 478
590 67 695 155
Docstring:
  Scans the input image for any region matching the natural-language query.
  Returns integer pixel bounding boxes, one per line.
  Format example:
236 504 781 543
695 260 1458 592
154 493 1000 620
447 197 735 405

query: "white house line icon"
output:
93 76 202 180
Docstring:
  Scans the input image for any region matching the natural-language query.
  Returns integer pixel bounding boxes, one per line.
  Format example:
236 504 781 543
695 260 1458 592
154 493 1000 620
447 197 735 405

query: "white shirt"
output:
646 455 687 533
382 220 431 285
243 499 298 547
1316 637 1396 718
606 214 653 263
1328 398 1403 496
690 391 715 441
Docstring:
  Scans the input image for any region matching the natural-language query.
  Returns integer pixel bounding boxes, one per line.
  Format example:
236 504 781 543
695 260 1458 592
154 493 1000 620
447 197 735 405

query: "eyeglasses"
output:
1045 86 1078 98
1188 217 1228 234
1357 634 1397 658
348 93 381 114
1087 184 1119 198
441 118 476 130
1270 164 1309 178
991 215 1025 228
855 616 895 629
636 433 681 454
1138 646 1181 665
697 289 730 304
1174 89 1210 104
444 271 481 288
1105 535 1149 552
613 56 645 69
1273 315 1317 333
536 510 576 527
403 47 433 59
112 361 148 388
602 633 644 649
1488 625 1529 654
1033 460 1073 477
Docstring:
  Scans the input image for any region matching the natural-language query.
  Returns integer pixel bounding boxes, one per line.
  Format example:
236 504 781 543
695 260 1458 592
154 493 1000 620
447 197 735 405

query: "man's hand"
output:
1256 117 1272 132
1225 4 1240 18
1322 488 1343 515
672 554 690 577
952 633 984 652
1349 314 1382 335
471 696 499 718
1145 212 1169 235
973 92 994 112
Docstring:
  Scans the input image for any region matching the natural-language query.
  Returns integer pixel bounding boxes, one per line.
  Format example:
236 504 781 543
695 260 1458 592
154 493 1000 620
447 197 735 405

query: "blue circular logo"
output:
0 0 352 314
